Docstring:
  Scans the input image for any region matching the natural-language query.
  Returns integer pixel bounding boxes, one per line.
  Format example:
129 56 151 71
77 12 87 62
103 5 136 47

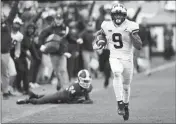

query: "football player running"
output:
16 69 93 104
93 3 142 121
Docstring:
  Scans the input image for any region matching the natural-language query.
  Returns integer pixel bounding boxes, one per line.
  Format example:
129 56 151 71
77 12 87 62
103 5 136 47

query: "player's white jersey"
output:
101 19 139 60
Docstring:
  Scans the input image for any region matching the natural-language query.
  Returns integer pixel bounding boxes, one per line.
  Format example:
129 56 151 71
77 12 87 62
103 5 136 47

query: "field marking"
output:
137 61 175 77
2 61 175 123
2 105 58 123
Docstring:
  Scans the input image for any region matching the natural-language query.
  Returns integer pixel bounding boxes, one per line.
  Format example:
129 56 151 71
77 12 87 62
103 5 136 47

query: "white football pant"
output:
109 58 134 103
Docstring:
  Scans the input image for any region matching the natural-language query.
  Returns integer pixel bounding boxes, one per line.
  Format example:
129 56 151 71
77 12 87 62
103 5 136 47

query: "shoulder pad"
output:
130 21 139 33
101 21 108 30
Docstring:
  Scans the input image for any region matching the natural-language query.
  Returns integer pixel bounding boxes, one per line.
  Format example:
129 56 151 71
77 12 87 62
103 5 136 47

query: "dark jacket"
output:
21 31 41 60
20 11 43 60
66 31 80 56
138 25 152 47
1 1 19 53
39 24 76 55
79 30 94 51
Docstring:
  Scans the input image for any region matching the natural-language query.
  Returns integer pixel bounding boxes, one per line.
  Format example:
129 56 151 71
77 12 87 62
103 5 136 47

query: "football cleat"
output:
16 99 29 105
123 106 129 121
104 79 109 88
117 101 125 116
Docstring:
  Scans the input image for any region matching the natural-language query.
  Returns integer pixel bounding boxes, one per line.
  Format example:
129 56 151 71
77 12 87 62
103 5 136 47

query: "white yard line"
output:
137 61 175 77
2 61 175 123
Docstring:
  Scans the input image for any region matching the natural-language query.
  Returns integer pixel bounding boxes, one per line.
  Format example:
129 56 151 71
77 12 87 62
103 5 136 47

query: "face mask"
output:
79 80 91 89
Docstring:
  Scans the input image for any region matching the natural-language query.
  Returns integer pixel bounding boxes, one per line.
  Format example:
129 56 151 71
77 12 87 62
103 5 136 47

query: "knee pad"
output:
123 84 130 91
113 72 122 78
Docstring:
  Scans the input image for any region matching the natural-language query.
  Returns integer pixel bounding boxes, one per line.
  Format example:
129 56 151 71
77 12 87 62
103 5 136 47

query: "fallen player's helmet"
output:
111 3 127 25
78 69 92 89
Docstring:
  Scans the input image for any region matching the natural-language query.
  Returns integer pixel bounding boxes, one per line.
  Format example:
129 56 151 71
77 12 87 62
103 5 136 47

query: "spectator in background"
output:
138 17 152 75
1 1 19 99
98 48 111 88
12 17 34 94
36 9 56 84
20 9 44 88
65 6 87 73
96 5 106 31
38 13 70 91
10 16 24 95
66 21 80 81
23 23 42 89
20 1 37 26
78 19 97 74
163 23 175 60
127 5 142 74
95 5 111 88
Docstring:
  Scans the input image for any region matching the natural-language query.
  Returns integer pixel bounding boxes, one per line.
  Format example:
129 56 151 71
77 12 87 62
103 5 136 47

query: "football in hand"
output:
96 35 107 47
96 40 106 46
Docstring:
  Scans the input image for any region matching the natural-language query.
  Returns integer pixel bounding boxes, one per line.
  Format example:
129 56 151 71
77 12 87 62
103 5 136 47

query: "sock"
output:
117 101 124 110
113 74 123 101
124 103 129 107
123 84 131 104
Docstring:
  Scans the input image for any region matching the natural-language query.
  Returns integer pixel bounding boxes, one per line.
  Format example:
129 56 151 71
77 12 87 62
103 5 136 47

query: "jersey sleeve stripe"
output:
132 29 139 34
101 28 106 36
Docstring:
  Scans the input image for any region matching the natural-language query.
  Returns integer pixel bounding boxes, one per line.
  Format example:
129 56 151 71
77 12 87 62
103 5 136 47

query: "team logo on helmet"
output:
111 3 127 25
78 69 92 89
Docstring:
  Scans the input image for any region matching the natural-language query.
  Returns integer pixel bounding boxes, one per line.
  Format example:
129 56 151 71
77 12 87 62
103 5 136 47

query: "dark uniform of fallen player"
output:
17 69 93 104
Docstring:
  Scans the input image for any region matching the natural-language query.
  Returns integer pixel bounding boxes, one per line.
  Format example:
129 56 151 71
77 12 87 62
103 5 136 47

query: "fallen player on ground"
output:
16 69 93 104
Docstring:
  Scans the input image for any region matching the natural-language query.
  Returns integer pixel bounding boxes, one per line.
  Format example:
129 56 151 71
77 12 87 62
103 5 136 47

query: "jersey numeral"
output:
112 33 123 49
68 86 76 94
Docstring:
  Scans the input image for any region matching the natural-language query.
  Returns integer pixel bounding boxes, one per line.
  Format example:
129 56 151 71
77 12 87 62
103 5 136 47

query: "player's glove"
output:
77 38 83 44
40 45 46 52
64 52 72 58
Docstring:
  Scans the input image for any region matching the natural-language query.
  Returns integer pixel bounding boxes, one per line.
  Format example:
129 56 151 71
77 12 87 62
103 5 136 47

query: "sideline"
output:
2 61 175 123
135 61 175 78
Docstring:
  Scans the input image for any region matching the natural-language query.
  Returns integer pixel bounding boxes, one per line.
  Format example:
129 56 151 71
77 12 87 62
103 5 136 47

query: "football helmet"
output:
78 69 92 89
111 3 127 25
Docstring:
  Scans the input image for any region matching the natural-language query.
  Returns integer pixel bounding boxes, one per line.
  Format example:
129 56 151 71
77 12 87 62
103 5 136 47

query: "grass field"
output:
1 57 175 123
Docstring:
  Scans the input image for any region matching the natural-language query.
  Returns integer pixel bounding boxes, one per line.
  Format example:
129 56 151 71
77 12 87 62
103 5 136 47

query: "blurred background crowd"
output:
1 0 176 99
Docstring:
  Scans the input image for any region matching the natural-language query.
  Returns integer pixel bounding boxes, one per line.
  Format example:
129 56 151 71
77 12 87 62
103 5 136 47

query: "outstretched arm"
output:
82 93 93 104
132 6 142 21
7 1 19 25
30 9 44 24
38 27 52 46
82 85 93 104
